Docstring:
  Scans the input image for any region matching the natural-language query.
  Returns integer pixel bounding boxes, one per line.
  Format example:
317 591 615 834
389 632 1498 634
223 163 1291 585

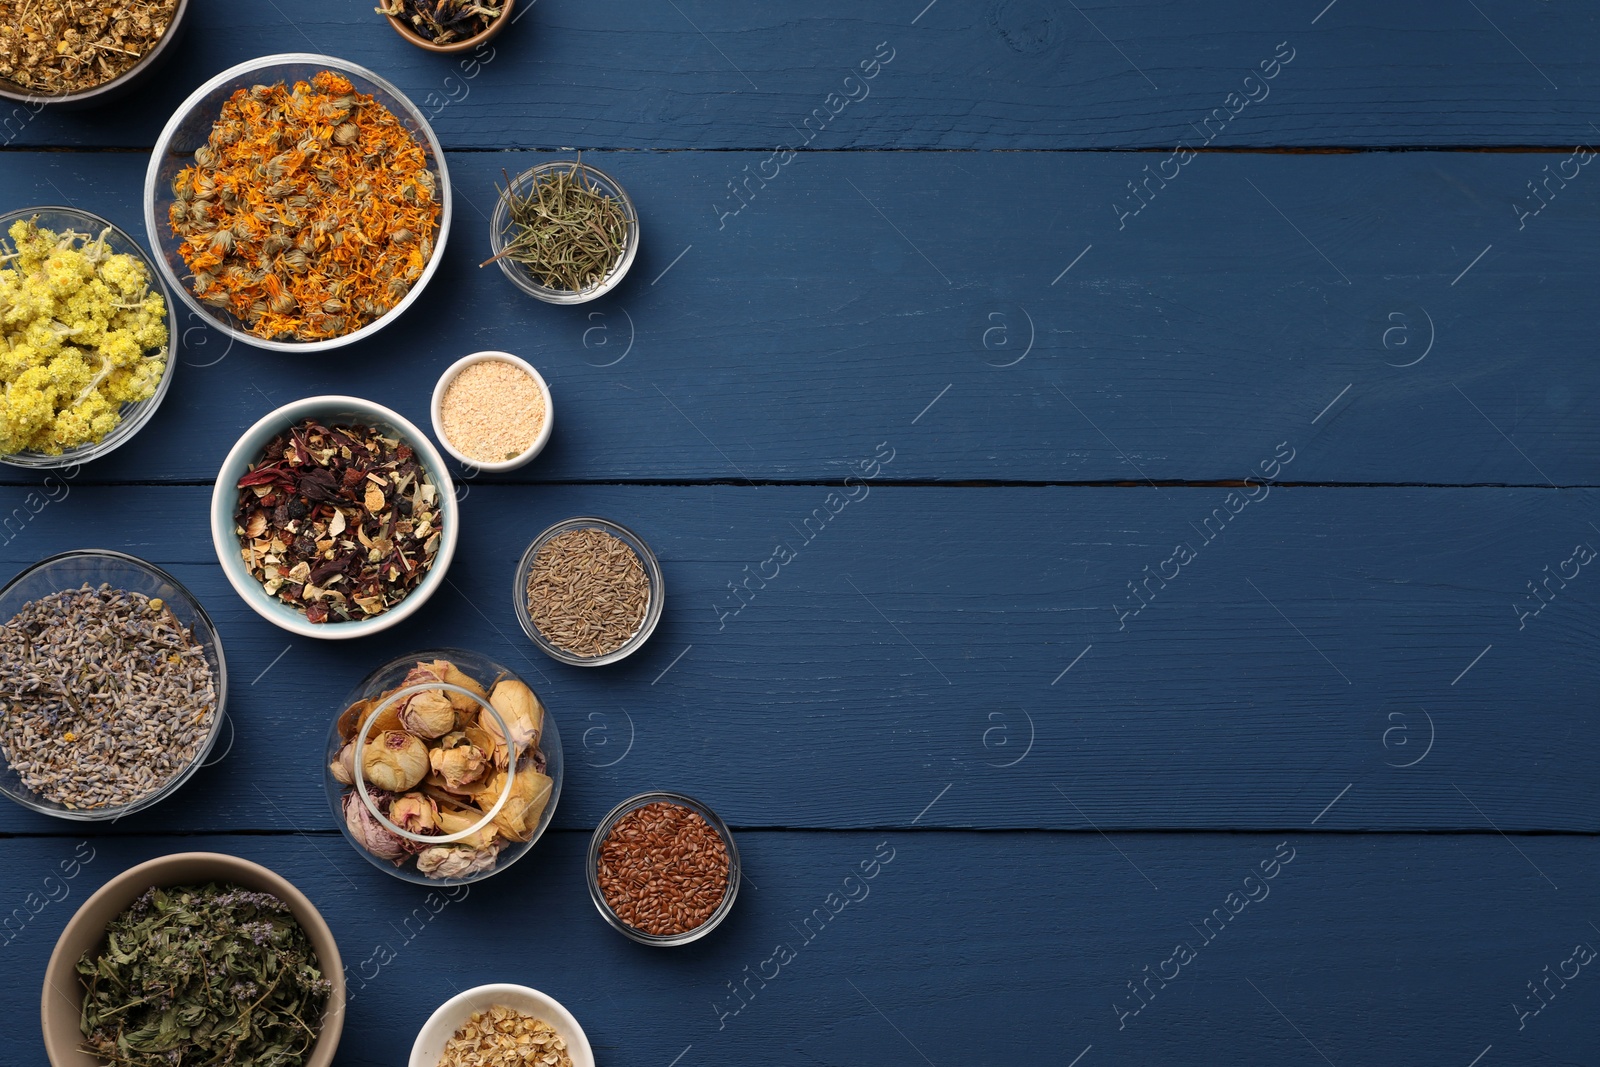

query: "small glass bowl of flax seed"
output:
431 351 554 472
587 791 740 946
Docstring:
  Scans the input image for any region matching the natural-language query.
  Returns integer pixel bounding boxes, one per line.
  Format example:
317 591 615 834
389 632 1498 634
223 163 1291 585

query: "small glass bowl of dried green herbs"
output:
485 160 640 305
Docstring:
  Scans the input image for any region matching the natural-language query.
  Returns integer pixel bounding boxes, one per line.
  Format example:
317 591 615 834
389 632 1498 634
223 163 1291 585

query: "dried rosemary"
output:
0 0 179 94
378 0 507 44
78 883 331 1067
483 162 630 293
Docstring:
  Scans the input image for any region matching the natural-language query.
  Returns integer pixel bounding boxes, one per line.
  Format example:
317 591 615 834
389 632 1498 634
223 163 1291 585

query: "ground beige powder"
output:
439 359 546 463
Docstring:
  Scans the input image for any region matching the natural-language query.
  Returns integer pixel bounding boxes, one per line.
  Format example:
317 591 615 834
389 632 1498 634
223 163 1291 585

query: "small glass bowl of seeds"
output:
514 517 664 667
430 351 554 472
586 791 740 947
0 549 227 821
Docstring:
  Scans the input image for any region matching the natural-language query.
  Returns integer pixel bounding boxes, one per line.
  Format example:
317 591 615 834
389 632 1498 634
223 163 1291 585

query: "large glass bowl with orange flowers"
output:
143 54 452 354
325 649 561 885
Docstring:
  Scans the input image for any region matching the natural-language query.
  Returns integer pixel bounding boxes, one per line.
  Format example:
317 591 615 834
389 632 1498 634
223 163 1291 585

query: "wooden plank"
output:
2 832 1594 1066
1 149 1597 486
4 1 1599 150
0 484 1591 833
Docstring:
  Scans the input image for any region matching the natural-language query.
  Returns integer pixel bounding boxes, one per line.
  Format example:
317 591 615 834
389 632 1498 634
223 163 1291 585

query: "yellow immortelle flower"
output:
0 219 167 456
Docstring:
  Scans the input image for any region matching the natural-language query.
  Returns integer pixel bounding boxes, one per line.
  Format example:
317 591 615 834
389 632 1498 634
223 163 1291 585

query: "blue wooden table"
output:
2 2 1597 1064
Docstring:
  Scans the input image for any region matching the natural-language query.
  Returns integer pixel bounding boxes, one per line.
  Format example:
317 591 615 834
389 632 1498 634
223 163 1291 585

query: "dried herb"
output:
77 882 331 1067
0 584 216 810
378 0 506 44
0 0 179 95
440 1006 574 1067
233 419 443 624
332 657 553 880
524 527 649 658
168 71 440 342
0 218 168 456
483 161 629 293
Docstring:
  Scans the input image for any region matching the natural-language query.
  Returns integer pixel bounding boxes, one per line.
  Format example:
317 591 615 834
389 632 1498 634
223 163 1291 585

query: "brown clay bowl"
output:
383 0 516 54
41 852 345 1067
0 0 191 109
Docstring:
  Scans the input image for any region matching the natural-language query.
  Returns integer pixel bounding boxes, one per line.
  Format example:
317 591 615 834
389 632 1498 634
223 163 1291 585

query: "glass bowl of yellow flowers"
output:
325 648 562 885
0 207 176 469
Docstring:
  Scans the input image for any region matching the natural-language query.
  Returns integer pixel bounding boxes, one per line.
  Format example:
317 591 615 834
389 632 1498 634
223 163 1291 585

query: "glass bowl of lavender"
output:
324 648 562 885
0 549 227 821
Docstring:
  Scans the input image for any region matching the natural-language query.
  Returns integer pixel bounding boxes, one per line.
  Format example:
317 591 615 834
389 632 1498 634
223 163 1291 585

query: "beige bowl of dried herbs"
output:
42 852 344 1067
0 0 191 108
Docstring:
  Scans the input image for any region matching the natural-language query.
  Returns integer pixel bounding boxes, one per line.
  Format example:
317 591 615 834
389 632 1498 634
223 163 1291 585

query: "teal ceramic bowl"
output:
210 395 458 640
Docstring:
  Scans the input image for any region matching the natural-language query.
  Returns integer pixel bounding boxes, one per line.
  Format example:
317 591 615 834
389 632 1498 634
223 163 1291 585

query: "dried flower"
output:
484 679 542 767
390 792 439 835
398 688 455 738
343 789 407 861
487 769 553 843
430 733 490 791
329 741 357 785
416 842 503 880
168 71 439 342
363 730 429 791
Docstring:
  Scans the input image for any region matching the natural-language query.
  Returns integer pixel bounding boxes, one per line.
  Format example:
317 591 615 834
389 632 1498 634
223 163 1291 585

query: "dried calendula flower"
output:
167 71 439 342
363 729 429 791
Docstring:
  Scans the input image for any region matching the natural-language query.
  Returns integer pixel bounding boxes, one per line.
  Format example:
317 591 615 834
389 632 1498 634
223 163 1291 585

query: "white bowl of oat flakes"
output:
409 984 594 1067
431 351 554 472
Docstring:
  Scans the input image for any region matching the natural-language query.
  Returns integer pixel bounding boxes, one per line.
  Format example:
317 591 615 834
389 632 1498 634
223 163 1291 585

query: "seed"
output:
525 528 649 659
597 801 730 936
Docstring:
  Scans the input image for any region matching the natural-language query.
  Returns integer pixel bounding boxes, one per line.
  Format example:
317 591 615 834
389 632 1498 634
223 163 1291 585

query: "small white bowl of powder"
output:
431 351 553 471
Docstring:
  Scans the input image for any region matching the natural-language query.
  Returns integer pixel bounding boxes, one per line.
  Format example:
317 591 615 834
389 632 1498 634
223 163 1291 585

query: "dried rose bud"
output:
390 792 439 836
343 790 407 861
485 679 543 767
363 729 429 791
416 842 502 880
430 738 489 792
397 689 455 739
329 741 357 785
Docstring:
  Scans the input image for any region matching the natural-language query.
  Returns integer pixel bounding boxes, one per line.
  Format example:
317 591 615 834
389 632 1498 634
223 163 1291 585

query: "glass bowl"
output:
0 0 190 109
143 53 453 354
586 791 740 947
0 550 227 821
489 161 639 304
324 648 562 885
514 516 664 666
0 207 177 469
209 394 459 640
